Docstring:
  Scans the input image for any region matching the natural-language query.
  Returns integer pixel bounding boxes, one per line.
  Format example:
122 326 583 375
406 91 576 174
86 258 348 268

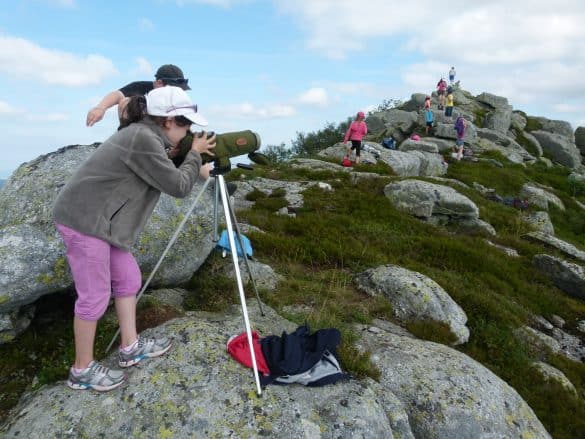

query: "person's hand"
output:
199 162 213 180
191 131 216 156
86 107 106 127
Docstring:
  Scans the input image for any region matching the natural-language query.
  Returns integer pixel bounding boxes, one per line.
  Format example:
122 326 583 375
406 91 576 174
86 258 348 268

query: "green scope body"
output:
172 130 262 169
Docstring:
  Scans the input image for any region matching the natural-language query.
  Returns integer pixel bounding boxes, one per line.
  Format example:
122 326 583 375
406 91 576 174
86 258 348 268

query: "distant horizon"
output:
2 1 584 178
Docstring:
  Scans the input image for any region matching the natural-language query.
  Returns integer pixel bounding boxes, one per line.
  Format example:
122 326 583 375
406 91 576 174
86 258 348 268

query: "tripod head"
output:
210 161 254 176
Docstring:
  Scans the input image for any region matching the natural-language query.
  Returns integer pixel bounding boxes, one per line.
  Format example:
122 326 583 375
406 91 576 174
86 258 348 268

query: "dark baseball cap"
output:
155 64 191 90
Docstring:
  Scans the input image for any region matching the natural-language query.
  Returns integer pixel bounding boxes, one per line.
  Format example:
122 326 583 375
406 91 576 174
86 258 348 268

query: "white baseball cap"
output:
146 86 208 126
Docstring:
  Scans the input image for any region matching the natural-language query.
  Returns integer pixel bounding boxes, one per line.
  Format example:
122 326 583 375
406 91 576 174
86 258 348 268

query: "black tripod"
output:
106 164 265 395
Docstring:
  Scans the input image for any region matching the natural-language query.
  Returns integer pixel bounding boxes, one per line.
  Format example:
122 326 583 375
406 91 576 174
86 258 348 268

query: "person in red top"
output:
344 111 368 164
436 78 447 110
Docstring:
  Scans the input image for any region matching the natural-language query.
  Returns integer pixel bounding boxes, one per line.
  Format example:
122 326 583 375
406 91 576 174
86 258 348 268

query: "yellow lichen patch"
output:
157 426 174 439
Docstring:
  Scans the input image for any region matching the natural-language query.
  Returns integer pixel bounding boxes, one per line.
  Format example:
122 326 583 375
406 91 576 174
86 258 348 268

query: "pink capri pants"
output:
56 223 141 321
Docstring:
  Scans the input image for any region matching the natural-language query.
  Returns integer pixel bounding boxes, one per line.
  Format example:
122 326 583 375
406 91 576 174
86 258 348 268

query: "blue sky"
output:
1 0 585 178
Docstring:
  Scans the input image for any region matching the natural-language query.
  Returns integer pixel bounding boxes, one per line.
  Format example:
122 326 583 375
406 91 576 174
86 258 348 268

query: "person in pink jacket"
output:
344 111 368 164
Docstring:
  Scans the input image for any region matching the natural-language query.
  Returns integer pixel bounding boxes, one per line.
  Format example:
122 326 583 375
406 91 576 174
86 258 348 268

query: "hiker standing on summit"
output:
344 111 368 164
449 66 456 85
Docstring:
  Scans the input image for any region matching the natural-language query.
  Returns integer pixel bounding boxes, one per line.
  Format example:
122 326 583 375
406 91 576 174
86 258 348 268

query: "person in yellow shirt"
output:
444 91 454 122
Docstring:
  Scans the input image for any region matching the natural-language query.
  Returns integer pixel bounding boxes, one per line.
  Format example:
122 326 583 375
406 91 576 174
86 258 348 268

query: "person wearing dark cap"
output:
86 64 191 127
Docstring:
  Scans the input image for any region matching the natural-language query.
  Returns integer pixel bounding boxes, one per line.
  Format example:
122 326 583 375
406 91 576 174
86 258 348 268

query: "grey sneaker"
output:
118 337 173 368
67 361 126 392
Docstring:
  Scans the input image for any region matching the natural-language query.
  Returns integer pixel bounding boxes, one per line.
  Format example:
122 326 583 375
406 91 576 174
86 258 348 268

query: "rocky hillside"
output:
0 86 584 438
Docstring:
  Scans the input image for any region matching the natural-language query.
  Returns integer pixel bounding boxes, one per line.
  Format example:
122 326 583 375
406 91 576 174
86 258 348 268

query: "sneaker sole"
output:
118 341 173 368
67 377 126 392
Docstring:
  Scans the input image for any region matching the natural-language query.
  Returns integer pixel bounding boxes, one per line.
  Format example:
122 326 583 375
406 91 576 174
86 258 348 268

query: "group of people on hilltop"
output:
422 67 468 160
338 66 464 165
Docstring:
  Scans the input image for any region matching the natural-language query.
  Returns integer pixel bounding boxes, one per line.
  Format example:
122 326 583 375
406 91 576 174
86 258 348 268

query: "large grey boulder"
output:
384 179 479 220
316 143 447 178
476 92 510 109
433 120 477 142
519 183 565 211
400 93 427 112
522 131 544 157
0 304 404 438
377 149 424 176
358 323 551 439
407 150 448 177
531 131 582 168
474 138 526 165
0 145 217 341
532 362 577 395
511 111 527 130
475 128 535 162
531 117 575 142
533 254 585 300
354 265 469 344
366 109 418 142
522 212 555 235
419 136 456 152
524 231 585 263
398 138 439 154
485 106 513 134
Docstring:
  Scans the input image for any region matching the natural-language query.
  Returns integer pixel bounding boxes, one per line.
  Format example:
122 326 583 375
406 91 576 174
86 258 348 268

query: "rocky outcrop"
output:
1 302 552 438
383 179 493 234
365 109 418 143
317 144 448 177
522 212 555 235
532 362 577 395
353 265 469 345
524 231 585 263
519 183 565 211
0 146 218 341
358 323 551 439
531 131 582 168
533 254 585 300
531 117 575 142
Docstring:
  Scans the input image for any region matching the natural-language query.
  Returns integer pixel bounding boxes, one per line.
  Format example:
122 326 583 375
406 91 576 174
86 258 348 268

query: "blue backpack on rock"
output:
382 138 396 149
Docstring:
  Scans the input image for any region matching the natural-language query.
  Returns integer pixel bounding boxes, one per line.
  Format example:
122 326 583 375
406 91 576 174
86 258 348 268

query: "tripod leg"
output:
223 187 265 316
218 175 263 396
105 178 212 353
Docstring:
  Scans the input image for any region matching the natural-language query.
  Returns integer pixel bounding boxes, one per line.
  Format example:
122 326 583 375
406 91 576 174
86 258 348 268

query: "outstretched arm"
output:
86 90 125 127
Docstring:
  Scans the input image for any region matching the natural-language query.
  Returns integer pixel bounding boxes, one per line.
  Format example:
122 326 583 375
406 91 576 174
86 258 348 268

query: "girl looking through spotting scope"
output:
53 86 216 392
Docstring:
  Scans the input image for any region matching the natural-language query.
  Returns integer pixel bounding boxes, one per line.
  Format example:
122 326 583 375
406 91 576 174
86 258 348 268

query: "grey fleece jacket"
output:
53 119 202 251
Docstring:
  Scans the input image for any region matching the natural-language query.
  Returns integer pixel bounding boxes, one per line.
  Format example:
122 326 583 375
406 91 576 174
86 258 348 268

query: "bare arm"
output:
86 90 125 127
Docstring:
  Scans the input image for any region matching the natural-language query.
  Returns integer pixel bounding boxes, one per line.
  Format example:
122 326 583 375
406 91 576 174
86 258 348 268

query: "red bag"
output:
341 156 352 167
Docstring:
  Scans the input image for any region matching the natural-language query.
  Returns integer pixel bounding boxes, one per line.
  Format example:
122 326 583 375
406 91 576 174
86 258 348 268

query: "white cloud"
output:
298 87 330 107
275 1 585 64
0 101 24 115
552 103 585 113
134 57 153 76
0 35 118 87
139 18 155 32
209 102 296 119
